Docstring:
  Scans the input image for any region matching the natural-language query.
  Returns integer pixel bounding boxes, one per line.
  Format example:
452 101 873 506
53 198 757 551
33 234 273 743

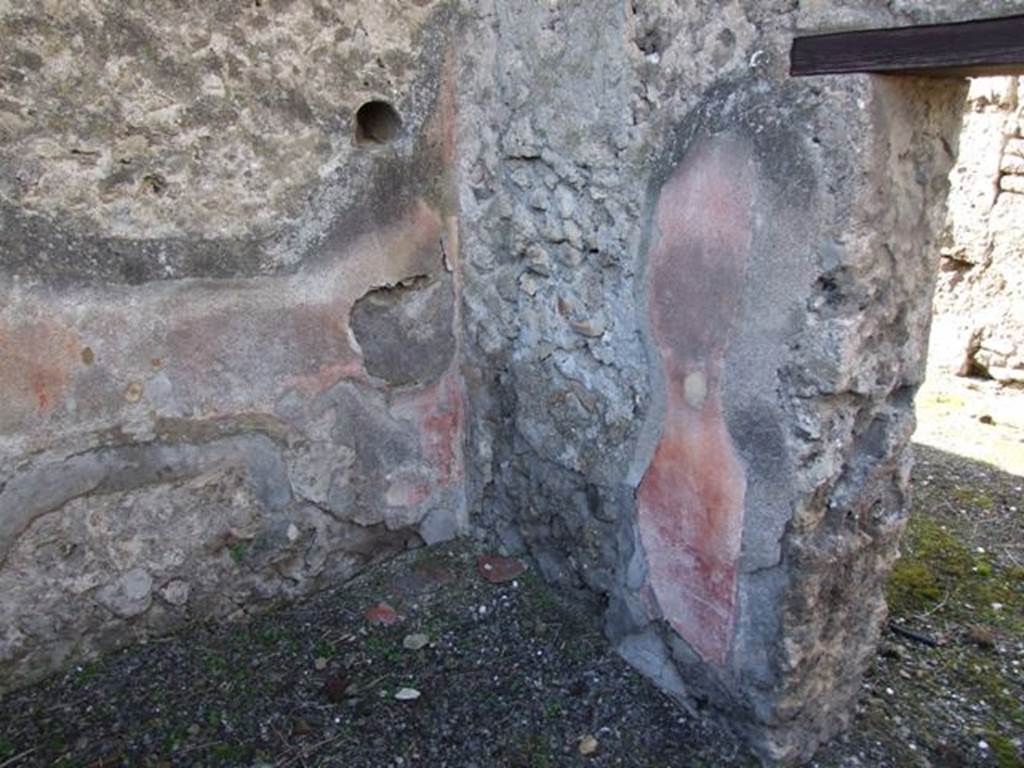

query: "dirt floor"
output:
812 441 1024 768
0 370 1021 768
0 542 756 768
914 368 1024 478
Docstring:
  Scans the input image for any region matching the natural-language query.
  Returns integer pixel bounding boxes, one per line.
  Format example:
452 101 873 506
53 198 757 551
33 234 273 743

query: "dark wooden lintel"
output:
790 14 1024 77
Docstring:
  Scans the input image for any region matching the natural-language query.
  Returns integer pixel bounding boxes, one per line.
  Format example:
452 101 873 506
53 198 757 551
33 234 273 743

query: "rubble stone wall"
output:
2 0 1019 763
454 2 975 760
932 76 1024 383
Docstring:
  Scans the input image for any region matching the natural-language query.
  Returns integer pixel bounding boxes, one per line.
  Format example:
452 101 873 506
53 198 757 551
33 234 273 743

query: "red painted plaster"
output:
636 134 755 665
282 360 369 399
168 302 356 395
393 372 465 490
0 320 79 429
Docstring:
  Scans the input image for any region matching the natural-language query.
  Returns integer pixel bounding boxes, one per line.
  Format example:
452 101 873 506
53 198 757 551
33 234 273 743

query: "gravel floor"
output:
1 379 1021 767
812 443 1024 768
0 542 757 768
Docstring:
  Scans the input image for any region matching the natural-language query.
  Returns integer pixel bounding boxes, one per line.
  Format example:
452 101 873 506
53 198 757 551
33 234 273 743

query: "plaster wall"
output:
0 0 465 692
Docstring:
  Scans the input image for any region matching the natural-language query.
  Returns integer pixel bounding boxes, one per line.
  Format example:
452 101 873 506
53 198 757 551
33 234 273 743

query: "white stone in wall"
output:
933 76 1024 382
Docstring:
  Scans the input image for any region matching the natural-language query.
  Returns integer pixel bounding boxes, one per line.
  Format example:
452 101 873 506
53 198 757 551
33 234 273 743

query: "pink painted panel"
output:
391 371 465 491
0 320 80 426
637 134 755 665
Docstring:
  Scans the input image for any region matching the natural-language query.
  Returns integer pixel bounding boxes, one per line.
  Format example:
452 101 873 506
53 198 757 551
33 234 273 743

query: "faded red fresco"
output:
0 54 465 545
386 50 465 509
168 301 358 403
426 48 458 175
636 134 755 665
0 319 79 430
393 371 465 490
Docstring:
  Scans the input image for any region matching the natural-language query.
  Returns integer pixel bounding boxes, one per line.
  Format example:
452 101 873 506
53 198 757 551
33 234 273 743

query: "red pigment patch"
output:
636 134 756 665
420 377 464 485
477 555 527 584
283 360 368 399
364 602 401 626
425 48 458 173
393 373 465 488
385 476 433 508
0 319 78 426
169 303 357 403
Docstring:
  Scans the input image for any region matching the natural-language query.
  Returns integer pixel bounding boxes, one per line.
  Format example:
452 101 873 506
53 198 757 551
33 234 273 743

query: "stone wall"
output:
1 1 1018 764
454 2 976 760
932 76 1024 383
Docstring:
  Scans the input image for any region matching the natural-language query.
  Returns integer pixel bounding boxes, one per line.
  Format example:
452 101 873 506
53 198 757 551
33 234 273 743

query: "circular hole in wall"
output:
355 100 402 145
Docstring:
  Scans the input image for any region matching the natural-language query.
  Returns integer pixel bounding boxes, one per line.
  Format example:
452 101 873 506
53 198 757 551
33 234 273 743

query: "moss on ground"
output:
888 514 1021 632
987 729 1024 768
867 446 1024 767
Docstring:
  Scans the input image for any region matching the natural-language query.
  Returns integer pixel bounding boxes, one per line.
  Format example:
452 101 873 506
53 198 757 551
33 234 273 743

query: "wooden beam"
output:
790 14 1024 77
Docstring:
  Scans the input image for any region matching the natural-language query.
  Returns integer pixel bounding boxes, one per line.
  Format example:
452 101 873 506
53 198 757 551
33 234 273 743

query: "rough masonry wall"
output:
0 1 465 693
455 1 974 762
932 76 1024 383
